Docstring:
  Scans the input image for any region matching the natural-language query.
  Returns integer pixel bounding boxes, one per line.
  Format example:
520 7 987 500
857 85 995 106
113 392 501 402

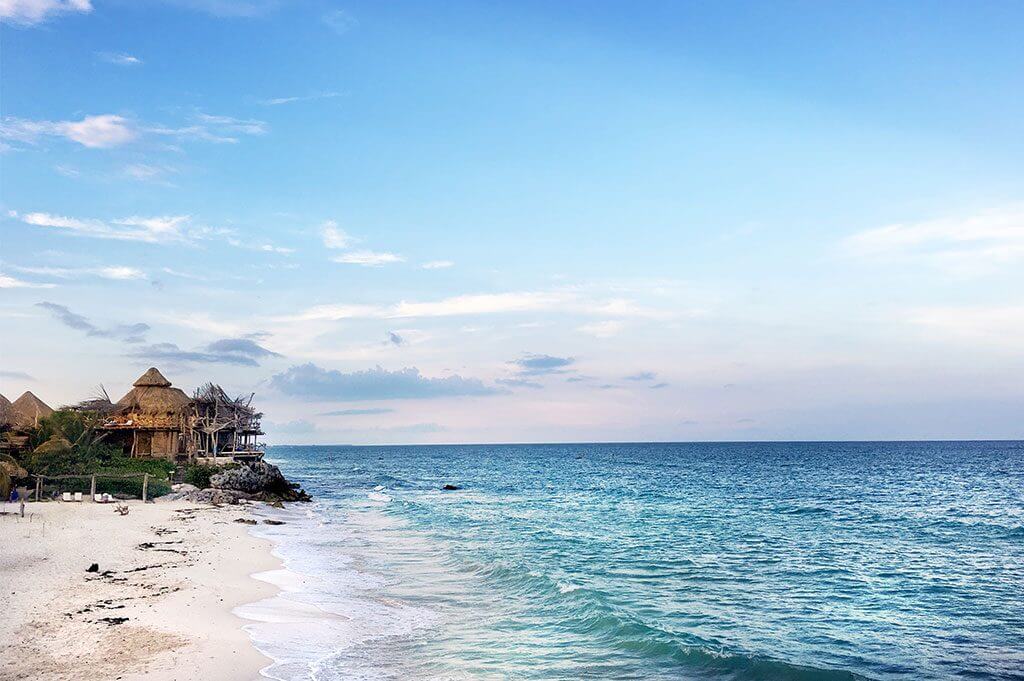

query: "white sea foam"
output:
236 503 441 680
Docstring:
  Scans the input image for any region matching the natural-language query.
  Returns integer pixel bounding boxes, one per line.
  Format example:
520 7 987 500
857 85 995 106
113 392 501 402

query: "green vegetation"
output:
12 409 174 498
183 463 221 489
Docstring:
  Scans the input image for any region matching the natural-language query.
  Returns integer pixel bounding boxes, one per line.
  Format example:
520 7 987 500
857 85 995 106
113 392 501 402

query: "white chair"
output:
73 492 83 502
62 492 73 502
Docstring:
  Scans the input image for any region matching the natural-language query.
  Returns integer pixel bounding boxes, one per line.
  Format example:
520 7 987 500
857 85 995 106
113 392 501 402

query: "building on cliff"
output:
100 367 264 462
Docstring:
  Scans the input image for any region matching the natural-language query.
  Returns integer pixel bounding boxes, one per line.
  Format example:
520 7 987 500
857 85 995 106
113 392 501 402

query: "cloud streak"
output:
36 302 150 342
270 363 504 401
843 205 1024 275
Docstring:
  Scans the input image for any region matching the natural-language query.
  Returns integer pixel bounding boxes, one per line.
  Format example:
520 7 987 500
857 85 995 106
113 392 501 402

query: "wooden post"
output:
35 476 41 501
142 474 149 503
90 475 97 501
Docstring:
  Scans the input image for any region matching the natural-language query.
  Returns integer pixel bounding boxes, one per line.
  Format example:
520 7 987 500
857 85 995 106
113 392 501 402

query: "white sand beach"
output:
0 500 279 681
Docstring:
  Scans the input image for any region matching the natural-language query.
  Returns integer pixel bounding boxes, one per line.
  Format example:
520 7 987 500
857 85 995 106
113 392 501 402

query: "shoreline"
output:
0 499 282 681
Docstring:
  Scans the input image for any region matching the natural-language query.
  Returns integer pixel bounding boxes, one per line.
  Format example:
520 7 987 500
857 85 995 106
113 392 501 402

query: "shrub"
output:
183 464 219 489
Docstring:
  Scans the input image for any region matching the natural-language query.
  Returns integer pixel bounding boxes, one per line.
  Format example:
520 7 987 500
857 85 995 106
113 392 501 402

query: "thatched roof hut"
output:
113 368 191 424
0 393 14 429
12 391 53 429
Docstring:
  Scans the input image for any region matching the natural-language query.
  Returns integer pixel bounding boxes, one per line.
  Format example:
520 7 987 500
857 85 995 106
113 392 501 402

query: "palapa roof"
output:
134 367 172 388
0 393 13 428
115 367 191 417
12 391 54 428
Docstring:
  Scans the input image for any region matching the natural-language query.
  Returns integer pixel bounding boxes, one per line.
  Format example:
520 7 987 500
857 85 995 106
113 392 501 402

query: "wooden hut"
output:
11 391 54 429
102 368 192 458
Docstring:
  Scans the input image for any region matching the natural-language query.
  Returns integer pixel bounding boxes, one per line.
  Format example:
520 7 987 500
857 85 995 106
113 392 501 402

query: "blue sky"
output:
2 0 1022 443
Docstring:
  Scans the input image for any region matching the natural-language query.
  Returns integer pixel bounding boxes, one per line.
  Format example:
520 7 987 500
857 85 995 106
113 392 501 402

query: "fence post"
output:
142 474 149 503
35 476 41 501
90 475 97 501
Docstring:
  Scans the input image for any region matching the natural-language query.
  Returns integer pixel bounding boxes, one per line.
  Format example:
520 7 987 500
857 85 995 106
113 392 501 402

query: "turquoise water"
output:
239 442 1024 680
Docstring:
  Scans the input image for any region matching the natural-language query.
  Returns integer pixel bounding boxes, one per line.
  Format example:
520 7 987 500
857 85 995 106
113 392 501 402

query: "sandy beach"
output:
0 499 279 681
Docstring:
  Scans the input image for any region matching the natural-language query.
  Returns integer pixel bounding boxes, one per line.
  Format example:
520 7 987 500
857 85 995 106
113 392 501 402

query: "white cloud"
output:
4 111 266 150
422 260 454 270
321 220 352 249
1 0 91 25
1 114 136 148
98 52 142 66
288 292 569 322
123 163 176 182
332 250 404 266
146 113 267 144
578 320 625 338
15 210 193 243
0 273 57 289
11 265 144 280
261 91 342 106
843 205 1024 275
60 114 137 148
909 306 1024 349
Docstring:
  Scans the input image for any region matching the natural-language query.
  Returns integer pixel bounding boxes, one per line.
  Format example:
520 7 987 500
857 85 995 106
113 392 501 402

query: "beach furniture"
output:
74 492 83 502
62 492 73 502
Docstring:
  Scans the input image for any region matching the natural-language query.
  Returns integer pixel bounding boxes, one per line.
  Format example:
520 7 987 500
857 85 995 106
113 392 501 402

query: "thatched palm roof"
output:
0 393 13 428
115 367 191 417
12 391 54 429
134 367 173 388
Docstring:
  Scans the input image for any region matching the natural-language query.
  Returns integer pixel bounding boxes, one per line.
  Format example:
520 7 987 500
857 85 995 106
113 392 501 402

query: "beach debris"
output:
86 563 100 573
115 502 130 515
97 616 129 626
443 484 462 491
234 517 257 525
269 500 284 509
137 540 186 555
262 519 286 525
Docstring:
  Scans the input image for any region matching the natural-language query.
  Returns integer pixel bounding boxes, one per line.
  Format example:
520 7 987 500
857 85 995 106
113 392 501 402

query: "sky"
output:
1 0 1022 444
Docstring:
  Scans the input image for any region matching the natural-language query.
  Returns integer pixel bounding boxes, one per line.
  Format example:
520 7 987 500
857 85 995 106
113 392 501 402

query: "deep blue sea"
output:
236 442 1024 681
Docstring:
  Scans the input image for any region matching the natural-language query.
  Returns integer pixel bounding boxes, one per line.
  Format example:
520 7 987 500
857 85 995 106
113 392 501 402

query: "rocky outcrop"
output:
210 461 311 502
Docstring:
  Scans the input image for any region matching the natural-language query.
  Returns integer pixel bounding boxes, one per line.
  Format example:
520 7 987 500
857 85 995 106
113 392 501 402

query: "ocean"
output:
236 442 1024 680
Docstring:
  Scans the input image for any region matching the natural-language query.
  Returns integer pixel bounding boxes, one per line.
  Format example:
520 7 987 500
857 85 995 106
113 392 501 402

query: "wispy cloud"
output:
843 205 1024 275
510 354 575 376
318 407 396 416
286 290 665 323
496 377 544 389
1 0 92 26
624 371 656 381
36 302 150 342
578 320 625 338
321 220 352 249
147 112 267 144
2 110 269 151
98 52 142 66
0 274 57 289
332 251 404 266
12 210 195 244
12 265 145 281
909 305 1024 349
0 370 34 380
422 260 454 270
130 337 280 367
261 91 342 106
1 114 136 149
270 363 504 401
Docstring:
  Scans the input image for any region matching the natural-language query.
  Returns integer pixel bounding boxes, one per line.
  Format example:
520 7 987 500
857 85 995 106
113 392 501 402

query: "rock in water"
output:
443 484 461 491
